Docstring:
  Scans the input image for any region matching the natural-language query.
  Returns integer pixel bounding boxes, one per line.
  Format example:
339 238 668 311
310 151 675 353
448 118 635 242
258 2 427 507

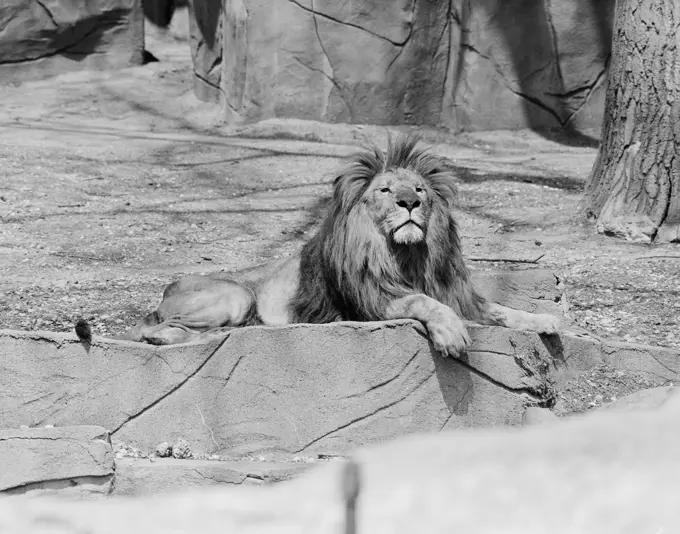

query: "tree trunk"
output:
584 0 680 243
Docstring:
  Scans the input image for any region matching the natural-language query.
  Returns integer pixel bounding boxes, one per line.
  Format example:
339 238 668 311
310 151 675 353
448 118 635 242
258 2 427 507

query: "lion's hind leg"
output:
139 276 256 345
478 301 561 335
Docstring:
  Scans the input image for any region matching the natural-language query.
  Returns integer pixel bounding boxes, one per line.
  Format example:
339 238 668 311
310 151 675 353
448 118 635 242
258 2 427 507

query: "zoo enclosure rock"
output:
0 321 557 457
3 391 680 534
0 0 144 83
0 425 113 498
194 0 612 132
112 458 310 496
599 385 679 413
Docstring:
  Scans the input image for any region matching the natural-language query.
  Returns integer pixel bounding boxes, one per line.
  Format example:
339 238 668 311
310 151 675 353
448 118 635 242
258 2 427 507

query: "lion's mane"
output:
289 135 485 324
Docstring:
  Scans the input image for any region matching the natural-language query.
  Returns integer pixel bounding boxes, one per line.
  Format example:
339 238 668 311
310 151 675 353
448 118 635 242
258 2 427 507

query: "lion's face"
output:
364 168 433 245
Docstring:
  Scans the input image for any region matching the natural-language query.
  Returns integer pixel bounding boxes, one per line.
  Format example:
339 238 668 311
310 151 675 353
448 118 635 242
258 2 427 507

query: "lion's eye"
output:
379 187 391 193
415 187 424 193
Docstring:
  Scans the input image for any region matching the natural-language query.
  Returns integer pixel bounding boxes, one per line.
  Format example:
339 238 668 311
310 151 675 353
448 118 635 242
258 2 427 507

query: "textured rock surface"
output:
188 0 223 102
0 426 113 497
0 0 144 83
0 332 225 431
112 458 310 495
472 269 563 316
2 390 680 533
112 321 556 456
599 385 679 413
193 0 613 132
552 334 680 386
0 321 557 457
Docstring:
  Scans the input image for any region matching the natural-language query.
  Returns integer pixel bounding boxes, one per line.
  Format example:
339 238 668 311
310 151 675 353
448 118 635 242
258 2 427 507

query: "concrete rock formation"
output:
0 425 113 497
192 0 613 133
600 385 679 413
2 389 680 533
113 458 309 495
0 322 558 457
0 0 144 83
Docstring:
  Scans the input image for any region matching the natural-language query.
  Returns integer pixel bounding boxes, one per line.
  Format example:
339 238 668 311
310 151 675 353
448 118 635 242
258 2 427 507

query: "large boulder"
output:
0 321 558 457
0 0 144 83
192 0 613 132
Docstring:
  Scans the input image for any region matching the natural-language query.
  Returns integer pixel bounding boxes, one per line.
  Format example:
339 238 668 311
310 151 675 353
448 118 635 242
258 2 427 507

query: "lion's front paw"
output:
428 314 471 358
531 313 561 335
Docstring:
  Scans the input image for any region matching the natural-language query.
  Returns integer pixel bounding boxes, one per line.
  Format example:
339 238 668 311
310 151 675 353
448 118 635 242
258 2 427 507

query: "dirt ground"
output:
0 10 678 414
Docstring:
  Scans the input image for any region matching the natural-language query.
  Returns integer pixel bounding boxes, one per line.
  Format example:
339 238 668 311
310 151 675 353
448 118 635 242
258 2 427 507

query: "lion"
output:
84 135 560 356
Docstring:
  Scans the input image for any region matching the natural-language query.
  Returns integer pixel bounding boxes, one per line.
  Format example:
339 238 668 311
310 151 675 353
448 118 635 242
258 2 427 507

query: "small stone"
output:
171 439 192 459
155 442 172 458
44 424 54 428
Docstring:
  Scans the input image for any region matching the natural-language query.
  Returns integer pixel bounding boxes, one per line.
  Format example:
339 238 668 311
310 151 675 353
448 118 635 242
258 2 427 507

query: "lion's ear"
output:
426 165 459 206
332 146 385 210
334 173 369 211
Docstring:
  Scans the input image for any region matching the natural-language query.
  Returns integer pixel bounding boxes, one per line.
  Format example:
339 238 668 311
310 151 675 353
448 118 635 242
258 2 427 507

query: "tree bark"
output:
584 0 680 243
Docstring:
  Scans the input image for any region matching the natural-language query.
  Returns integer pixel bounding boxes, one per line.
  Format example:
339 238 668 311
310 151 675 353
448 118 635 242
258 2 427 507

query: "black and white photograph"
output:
0 0 679 531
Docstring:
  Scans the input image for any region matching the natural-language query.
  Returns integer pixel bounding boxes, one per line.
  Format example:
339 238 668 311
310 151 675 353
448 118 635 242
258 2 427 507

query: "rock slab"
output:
0 425 113 497
193 0 613 132
599 385 679 413
0 0 144 83
112 458 310 496
0 321 556 457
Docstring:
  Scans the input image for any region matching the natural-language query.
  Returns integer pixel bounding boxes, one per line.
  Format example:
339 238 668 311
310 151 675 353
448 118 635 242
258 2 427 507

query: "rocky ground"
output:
0 9 678 415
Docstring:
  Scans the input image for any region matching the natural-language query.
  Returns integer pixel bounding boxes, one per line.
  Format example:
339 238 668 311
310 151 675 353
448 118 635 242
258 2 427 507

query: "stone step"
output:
0 425 113 498
112 458 313 496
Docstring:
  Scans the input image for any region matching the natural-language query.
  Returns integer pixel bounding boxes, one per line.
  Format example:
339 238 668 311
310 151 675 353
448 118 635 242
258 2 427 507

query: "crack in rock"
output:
286 0 409 46
453 353 548 402
340 349 423 400
36 0 59 28
439 383 473 431
110 334 233 435
3 474 113 494
0 12 126 65
461 42 606 127
194 70 224 94
295 369 436 453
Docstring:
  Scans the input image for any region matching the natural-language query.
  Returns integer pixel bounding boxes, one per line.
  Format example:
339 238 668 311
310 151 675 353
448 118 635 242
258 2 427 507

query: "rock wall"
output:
0 0 144 83
0 322 558 457
191 0 614 133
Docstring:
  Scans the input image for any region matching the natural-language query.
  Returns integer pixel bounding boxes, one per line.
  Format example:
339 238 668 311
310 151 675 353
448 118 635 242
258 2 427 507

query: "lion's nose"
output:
396 198 421 212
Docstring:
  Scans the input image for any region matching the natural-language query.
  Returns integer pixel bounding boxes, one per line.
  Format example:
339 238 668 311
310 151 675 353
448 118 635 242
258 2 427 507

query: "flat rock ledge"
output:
2 316 679 459
0 425 113 498
0 425 310 499
112 458 311 496
2 320 556 457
